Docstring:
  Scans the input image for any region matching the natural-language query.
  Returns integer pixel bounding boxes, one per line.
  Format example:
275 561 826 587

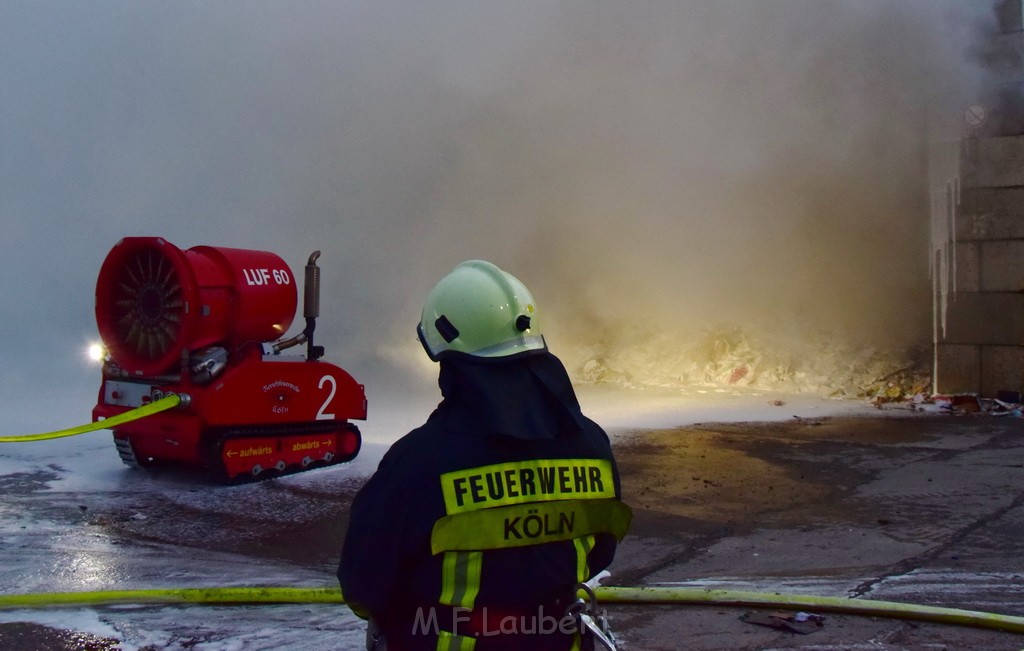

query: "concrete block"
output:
982 345 1024 396
944 343 1024 397
935 343 980 394
996 0 1022 33
980 240 1024 292
977 76 1024 137
942 291 1024 344
989 31 1023 73
962 135 1024 188
957 188 1024 240
954 242 980 293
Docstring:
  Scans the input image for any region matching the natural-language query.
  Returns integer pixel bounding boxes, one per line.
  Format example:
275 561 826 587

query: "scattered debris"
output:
997 390 1022 404
728 365 749 385
862 364 932 405
903 393 1024 417
952 394 981 413
740 611 825 635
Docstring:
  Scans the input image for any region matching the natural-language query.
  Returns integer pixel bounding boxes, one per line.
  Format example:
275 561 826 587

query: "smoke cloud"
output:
0 1 994 400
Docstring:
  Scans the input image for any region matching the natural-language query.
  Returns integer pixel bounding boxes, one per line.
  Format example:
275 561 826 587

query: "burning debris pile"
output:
567 326 932 400
567 327 1023 416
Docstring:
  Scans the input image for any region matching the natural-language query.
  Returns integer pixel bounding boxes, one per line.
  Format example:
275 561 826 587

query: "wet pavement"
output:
609 413 1024 649
2 409 1024 649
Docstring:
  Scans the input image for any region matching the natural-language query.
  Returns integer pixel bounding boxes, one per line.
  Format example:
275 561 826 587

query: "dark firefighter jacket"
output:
338 351 630 651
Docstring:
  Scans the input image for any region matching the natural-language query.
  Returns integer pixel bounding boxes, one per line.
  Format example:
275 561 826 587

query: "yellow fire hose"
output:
0 586 1022 635
0 586 341 608
596 586 1024 635
0 395 181 443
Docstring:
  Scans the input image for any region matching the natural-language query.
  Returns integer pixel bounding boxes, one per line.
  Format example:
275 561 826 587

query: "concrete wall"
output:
936 134 1024 396
933 2 1023 397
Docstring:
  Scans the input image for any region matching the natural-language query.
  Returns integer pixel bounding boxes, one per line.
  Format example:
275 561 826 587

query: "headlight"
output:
87 342 106 363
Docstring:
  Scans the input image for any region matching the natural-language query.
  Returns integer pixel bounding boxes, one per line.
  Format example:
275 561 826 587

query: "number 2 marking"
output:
316 375 337 420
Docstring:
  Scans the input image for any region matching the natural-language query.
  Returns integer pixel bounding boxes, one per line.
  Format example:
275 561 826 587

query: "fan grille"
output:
110 248 184 362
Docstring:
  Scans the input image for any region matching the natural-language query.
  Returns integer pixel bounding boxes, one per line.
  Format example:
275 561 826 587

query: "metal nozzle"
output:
304 251 321 319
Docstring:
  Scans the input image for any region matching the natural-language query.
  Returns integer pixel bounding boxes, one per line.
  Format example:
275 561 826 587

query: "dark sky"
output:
0 1 992 405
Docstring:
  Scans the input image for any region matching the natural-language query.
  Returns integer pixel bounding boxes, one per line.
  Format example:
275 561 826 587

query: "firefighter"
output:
338 260 630 651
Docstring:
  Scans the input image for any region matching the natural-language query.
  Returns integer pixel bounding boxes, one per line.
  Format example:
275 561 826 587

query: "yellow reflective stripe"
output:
437 553 481 651
439 552 457 605
463 552 482 607
573 534 596 583
431 499 632 554
441 459 615 514
439 551 482 608
436 630 477 651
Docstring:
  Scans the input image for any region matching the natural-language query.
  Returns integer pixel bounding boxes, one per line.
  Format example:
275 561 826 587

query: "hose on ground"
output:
0 395 181 442
0 585 1022 635
596 586 1024 635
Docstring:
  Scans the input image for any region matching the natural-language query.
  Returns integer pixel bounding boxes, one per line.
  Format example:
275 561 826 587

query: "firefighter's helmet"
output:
417 260 547 361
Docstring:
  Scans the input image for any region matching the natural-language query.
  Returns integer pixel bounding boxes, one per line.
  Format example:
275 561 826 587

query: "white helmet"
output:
417 260 547 361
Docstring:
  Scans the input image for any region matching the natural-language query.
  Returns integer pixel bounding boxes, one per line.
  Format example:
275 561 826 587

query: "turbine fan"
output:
110 248 184 362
